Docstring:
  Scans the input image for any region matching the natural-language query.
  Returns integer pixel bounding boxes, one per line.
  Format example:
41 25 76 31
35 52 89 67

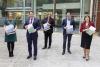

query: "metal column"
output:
79 0 85 33
23 0 25 23
33 0 36 16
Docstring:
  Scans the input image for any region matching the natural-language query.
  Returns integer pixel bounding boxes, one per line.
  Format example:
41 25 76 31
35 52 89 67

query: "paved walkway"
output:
0 27 100 67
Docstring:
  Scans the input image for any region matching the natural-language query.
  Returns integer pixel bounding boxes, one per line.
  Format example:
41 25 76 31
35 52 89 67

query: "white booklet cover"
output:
86 26 96 36
5 24 15 35
27 24 36 33
43 23 50 31
66 25 73 34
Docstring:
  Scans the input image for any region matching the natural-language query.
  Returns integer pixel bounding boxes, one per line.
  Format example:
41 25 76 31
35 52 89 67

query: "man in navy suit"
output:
24 11 41 60
62 12 75 55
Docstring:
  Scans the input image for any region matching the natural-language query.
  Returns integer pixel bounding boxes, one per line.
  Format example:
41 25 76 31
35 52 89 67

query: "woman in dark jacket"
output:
80 16 95 61
4 12 17 57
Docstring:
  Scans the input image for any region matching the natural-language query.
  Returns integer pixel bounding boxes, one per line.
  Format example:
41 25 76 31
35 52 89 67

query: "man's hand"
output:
25 25 28 29
64 26 67 29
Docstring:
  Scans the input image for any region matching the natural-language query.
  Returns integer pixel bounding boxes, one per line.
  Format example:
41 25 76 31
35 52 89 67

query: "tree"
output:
0 0 7 17
0 0 15 17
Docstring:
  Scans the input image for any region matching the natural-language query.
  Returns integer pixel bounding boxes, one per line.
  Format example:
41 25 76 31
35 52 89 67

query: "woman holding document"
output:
4 12 17 57
80 16 96 61
42 13 55 49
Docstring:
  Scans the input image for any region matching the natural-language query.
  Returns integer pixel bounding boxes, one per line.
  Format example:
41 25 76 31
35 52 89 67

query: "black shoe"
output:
62 52 65 55
48 46 51 49
27 56 32 59
9 52 12 57
11 52 14 57
86 58 89 61
9 53 11 57
42 47 47 49
10 54 14 57
83 56 86 59
34 56 37 60
86 56 89 61
68 51 72 54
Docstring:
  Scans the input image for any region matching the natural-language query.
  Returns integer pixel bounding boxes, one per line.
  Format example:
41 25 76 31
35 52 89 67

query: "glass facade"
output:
7 0 31 7
37 0 80 6
2 0 94 30
36 0 81 27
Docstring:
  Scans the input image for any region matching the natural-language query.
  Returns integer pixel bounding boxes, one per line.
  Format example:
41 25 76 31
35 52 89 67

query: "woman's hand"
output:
4 26 6 32
14 26 17 32
83 29 88 32
13 29 16 32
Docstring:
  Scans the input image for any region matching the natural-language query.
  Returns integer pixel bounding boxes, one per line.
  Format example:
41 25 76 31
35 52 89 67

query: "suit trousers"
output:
44 31 52 48
27 33 38 57
63 34 72 52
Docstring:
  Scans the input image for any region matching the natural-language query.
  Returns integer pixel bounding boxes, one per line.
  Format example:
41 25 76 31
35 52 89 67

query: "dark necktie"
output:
30 18 33 23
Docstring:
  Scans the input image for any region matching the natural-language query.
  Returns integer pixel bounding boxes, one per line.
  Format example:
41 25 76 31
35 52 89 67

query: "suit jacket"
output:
23 17 41 39
41 17 55 33
62 18 76 35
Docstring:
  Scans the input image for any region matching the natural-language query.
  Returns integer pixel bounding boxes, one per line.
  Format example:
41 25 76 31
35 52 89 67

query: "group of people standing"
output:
3 11 95 61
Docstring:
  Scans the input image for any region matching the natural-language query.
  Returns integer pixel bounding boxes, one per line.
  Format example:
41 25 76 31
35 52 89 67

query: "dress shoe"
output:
9 52 13 57
68 51 72 54
11 52 14 57
83 56 86 59
62 52 65 55
27 56 32 59
34 56 37 60
48 46 51 49
86 58 89 61
9 54 11 57
42 47 47 49
86 56 89 61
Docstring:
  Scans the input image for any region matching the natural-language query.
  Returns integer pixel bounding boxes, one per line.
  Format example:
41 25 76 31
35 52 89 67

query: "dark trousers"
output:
63 34 72 52
7 42 14 55
27 36 37 57
44 32 52 48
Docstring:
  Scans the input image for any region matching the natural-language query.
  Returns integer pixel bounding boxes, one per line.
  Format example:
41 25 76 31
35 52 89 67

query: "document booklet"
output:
27 24 36 33
86 26 96 36
43 23 50 31
5 24 15 35
66 25 73 34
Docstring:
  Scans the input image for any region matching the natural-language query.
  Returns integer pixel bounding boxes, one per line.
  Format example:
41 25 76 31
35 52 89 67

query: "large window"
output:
7 0 23 7
25 0 31 7
37 0 80 6
7 0 32 7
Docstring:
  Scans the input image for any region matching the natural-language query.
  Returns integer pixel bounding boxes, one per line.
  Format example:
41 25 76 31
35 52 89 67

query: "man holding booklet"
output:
62 12 76 55
24 11 41 60
41 13 55 49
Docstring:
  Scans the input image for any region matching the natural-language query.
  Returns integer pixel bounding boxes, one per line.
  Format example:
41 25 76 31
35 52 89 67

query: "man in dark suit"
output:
41 13 55 49
62 12 75 55
24 11 41 60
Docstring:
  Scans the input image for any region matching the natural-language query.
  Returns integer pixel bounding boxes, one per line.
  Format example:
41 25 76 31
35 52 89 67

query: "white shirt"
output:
29 18 34 24
67 19 71 26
